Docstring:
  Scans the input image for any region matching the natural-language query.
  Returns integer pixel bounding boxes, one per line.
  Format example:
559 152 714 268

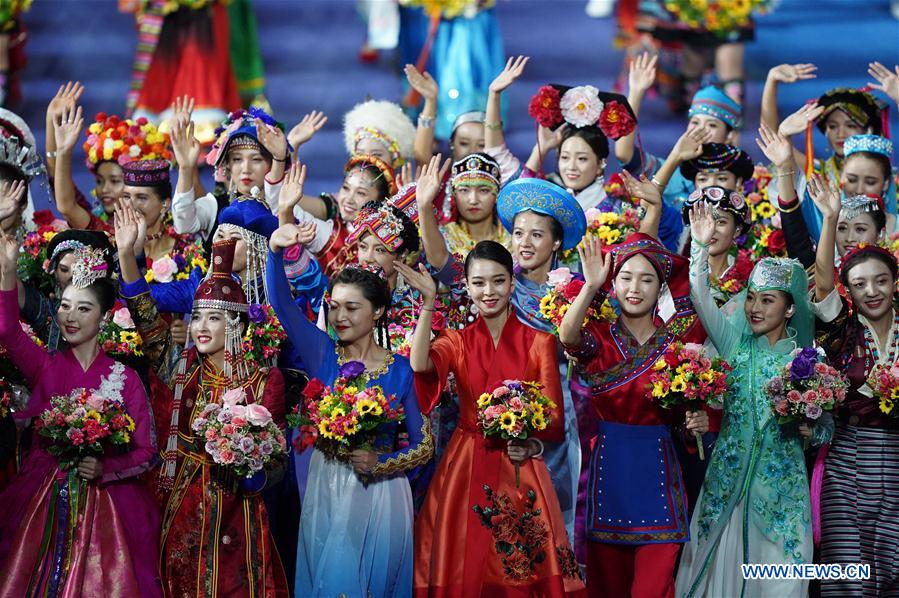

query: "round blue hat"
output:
217 196 279 239
497 178 587 252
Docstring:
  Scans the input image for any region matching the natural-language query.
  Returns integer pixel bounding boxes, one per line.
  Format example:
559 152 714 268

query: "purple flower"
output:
768 376 784 395
805 404 823 420
248 304 266 324
239 437 256 453
339 361 366 380
174 254 187 270
790 348 818 382
259 441 273 455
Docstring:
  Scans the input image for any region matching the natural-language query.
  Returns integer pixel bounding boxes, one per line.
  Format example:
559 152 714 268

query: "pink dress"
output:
0 289 162 597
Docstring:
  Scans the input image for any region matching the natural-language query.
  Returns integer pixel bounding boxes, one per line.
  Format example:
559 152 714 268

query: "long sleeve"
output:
266 249 334 379
778 188 816 270
99 369 157 484
371 367 434 476
264 178 283 214
689 242 741 358
485 143 523 185
282 245 329 317
121 276 176 381
290 204 335 254
121 268 204 315
413 328 463 415
171 187 218 239
532 331 565 443
0 289 50 389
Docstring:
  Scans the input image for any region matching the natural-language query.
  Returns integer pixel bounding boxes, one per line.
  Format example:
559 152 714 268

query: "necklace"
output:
145 229 166 243
861 308 899 371
336 343 394 380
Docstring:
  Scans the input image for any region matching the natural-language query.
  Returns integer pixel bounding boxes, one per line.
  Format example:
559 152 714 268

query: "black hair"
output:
0 164 26 202
464 240 514 278
358 201 420 255
512 210 564 245
331 266 393 347
840 248 899 289
846 207 887 234
560 127 609 161
74 278 117 313
845 151 892 182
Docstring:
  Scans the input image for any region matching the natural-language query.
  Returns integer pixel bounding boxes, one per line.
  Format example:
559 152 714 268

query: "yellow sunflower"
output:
499 411 517 433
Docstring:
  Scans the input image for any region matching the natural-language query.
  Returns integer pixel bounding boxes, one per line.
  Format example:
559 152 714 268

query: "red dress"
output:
414 314 586 596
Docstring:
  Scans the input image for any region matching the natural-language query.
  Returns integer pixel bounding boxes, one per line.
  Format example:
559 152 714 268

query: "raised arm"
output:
394 261 438 374
809 173 842 300
688 202 740 357
776 102 825 174
45 81 84 175
761 64 817 136
278 162 334 254
524 124 565 176
485 55 529 150
868 62 899 111
415 154 451 270
405 65 439 166
52 104 92 229
652 127 712 190
615 52 657 165
559 235 610 348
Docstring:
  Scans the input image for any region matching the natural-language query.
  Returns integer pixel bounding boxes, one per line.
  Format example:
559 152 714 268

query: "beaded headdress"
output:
346 183 418 252
216 196 279 306
83 113 172 171
122 159 171 186
45 230 113 275
206 107 290 169
344 154 398 196
841 194 885 221
688 85 742 130
734 257 813 347
343 99 415 168
70 246 110 289
749 257 797 292
496 177 587 252
451 152 501 191
0 108 44 180
844 134 893 160
680 143 754 183
681 185 750 234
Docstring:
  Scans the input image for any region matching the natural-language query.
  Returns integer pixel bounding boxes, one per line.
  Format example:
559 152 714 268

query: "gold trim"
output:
370 417 434 476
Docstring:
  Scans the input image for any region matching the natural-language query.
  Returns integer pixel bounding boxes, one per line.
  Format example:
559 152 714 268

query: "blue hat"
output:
689 86 742 130
497 178 586 252
844 134 893 159
207 107 292 169
217 196 278 239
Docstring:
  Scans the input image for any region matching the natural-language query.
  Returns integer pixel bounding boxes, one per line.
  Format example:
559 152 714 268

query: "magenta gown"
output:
0 289 162 597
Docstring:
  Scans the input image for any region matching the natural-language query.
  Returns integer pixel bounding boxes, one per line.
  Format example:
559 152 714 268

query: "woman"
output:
172 106 289 240
51 102 173 234
408 240 586 596
0 239 160 596
810 174 899 596
267 224 432 596
676 202 829 597
116 207 289 596
343 98 415 170
558 232 707 597
279 156 398 277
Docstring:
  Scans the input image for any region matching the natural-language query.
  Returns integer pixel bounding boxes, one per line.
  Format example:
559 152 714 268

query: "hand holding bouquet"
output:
476 379 556 486
647 341 732 460
767 347 847 434
191 388 287 479
865 362 899 418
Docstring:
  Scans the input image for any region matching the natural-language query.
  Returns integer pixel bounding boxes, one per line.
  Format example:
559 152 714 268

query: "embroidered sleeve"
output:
562 324 598 362
122 280 177 383
100 365 158 484
371 376 434 476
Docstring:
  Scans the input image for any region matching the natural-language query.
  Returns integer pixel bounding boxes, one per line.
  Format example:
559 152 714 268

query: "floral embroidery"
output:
473 485 549 582
556 544 584 581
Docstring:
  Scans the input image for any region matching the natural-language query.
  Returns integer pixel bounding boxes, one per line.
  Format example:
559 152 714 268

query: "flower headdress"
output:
45 229 112 275
343 99 415 168
344 154 399 196
82 113 172 171
70 246 110 289
681 185 751 235
528 85 637 140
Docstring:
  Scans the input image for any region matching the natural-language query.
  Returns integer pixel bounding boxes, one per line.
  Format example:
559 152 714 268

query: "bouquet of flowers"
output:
709 248 756 301
98 303 143 358
145 235 208 283
865 362 899 418
476 379 556 486
560 206 639 265
538 267 615 335
18 211 68 296
663 0 774 35
242 304 287 371
743 166 786 260
191 388 287 478
647 341 732 460
286 361 405 458
766 347 847 428
35 388 136 471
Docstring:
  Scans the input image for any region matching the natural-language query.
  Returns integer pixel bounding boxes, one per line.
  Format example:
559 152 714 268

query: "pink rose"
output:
803 390 819 404
584 207 603 223
150 256 178 283
787 390 802 403
86 393 105 411
247 403 273 426
113 308 135 329
205 428 218 441
219 449 235 465
484 405 505 420
492 386 510 399
546 267 573 289
222 388 246 407
229 404 247 419
232 416 248 427
221 424 236 436
508 397 525 412
775 399 789 416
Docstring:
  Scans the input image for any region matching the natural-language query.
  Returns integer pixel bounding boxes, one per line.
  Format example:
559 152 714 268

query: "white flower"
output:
112 308 135 330
560 85 603 128
546 267 573 288
129 144 141 158
222 388 247 407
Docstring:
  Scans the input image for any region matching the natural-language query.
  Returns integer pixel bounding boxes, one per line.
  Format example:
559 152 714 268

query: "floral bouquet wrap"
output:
98 303 143 358
476 379 556 486
287 361 405 466
35 388 136 471
767 347 847 430
647 341 732 460
865 362 899 418
191 387 287 479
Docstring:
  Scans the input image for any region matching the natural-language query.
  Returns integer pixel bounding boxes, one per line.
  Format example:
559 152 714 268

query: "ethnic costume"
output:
561 233 703 598
343 99 415 171
0 248 160 597
677 252 827 597
413 312 586 596
497 177 588 546
123 239 288 597
266 250 432 597
814 246 899 596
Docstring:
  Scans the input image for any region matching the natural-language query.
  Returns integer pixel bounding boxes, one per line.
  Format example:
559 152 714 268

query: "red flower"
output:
528 86 563 129
598 101 636 140
767 229 786 255
430 310 446 331
303 378 325 400
562 279 585 302
95 112 107 122
31 210 55 227
490 513 517 544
